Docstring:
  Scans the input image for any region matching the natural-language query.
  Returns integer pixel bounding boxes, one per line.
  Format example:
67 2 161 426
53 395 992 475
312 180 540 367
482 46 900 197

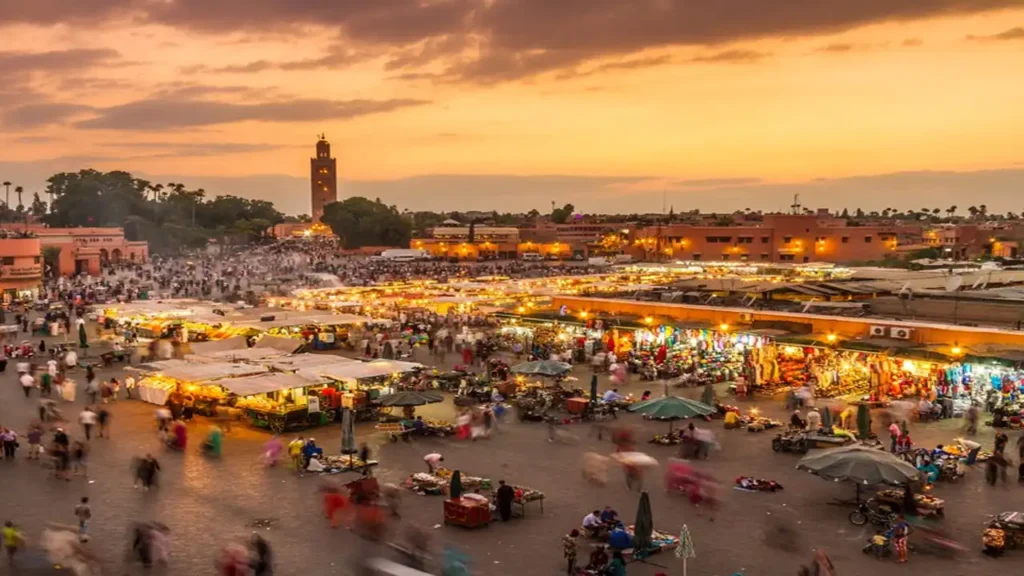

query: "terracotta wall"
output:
551 295 1024 348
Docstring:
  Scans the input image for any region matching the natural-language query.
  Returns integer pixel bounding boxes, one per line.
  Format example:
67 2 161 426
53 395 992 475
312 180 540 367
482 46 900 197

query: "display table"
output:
511 486 545 517
874 489 944 516
443 497 491 529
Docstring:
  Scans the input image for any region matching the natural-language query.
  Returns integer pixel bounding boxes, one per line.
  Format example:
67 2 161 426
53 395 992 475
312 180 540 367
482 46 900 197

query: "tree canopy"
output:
321 197 411 249
40 169 284 253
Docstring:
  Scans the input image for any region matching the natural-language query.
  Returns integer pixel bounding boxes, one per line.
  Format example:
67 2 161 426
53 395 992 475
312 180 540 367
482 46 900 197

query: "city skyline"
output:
2 2 1024 215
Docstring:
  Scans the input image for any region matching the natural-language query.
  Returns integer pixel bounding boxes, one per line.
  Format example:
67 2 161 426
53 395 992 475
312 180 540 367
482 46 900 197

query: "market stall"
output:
132 360 270 405
219 372 337 432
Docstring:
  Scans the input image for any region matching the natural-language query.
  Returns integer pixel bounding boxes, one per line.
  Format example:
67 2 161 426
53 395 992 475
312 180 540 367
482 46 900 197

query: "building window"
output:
740 254 749 261
33 256 40 264
841 237 849 244
760 253 770 260
692 253 702 261
761 237 770 244
779 254 795 261
864 236 873 243
783 236 792 244
1 257 13 265
721 254 730 260
803 256 810 263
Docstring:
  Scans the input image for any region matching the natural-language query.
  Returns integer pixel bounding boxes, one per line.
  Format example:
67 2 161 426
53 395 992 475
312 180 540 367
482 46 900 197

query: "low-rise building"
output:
0 235 43 301
633 214 921 264
0 225 148 276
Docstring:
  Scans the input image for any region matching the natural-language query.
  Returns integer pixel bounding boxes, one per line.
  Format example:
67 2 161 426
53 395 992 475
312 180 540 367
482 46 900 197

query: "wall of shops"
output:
551 296 1024 348
0 237 42 300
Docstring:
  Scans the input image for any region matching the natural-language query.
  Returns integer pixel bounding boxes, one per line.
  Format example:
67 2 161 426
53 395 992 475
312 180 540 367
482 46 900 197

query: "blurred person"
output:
495 480 515 522
96 407 110 439
249 534 273 576
263 436 283 467
321 484 350 528
73 497 91 541
0 428 16 460
70 440 88 477
3 521 25 566
424 452 443 474
562 529 579 575
78 406 97 441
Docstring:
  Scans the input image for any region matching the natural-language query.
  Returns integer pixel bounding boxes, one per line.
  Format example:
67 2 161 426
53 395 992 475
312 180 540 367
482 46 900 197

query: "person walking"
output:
85 375 99 405
20 370 35 398
124 374 136 400
562 529 579 575
890 516 910 564
359 443 372 477
74 497 92 541
71 440 88 477
0 428 17 461
97 407 110 439
79 406 97 441
249 534 274 576
3 521 25 566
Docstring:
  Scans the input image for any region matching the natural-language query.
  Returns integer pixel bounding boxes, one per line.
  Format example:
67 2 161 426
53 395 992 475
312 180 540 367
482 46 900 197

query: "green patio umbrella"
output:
449 470 464 499
627 396 716 432
856 404 870 439
340 408 356 454
797 445 920 486
510 359 572 377
633 491 654 558
820 406 833 430
701 382 716 406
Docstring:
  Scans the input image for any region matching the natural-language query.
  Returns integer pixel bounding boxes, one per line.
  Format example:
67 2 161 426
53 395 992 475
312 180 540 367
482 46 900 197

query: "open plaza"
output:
3 253 1024 576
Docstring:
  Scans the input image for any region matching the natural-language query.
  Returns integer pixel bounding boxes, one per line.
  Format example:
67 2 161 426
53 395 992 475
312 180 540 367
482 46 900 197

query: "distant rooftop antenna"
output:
790 194 802 215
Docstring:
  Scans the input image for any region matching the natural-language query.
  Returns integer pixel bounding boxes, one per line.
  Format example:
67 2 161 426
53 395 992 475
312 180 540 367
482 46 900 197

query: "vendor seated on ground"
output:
917 398 941 421
640 390 651 401
602 389 624 403
599 506 618 526
582 510 607 538
723 410 740 429
307 454 327 473
790 410 805 430
606 523 632 551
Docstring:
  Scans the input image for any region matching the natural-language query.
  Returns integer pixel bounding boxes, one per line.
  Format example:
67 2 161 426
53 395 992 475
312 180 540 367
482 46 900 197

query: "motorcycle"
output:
849 501 895 528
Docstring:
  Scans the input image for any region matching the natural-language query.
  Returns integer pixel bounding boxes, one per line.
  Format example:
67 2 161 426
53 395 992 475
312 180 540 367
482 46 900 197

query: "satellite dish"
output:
945 276 963 292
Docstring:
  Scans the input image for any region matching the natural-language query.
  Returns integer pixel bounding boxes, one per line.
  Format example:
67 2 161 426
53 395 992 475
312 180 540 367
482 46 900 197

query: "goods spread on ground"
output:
405 468 491 495
306 455 378 474
624 526 680 552
735 476 784 492
940 444 993 462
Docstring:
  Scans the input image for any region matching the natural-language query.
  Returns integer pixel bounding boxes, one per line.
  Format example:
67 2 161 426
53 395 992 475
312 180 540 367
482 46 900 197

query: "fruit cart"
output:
872 488 944 517
985 512 1024 556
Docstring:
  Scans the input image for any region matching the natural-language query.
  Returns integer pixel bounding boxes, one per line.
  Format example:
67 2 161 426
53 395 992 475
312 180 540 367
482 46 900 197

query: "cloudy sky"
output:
2 1 1024 216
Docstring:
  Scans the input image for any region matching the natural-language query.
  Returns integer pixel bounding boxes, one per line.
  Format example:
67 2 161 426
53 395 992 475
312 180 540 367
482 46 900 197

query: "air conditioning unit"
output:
738 312 753 323
869 325 887 337
890 327 913 340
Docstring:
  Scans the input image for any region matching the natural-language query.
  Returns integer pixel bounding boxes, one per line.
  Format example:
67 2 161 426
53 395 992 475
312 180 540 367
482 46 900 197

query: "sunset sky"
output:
2 1 1024 216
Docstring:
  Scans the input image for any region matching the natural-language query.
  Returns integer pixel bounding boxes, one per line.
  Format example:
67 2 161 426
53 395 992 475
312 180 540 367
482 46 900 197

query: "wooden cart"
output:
443 497 491 529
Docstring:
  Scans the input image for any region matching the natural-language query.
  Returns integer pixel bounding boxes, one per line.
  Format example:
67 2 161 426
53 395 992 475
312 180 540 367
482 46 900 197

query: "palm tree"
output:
979 204 988 219
2 181 10 206
947 205 957 218
968 206 978 219
15 186 23 210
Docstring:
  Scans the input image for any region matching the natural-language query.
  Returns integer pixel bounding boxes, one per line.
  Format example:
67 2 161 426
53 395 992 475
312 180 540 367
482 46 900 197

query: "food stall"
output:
132 360 270 406
219 372 337 433
317 359 425 420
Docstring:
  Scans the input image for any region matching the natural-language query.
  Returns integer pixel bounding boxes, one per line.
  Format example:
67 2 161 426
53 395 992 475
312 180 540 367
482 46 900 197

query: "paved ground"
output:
1 334 1020 575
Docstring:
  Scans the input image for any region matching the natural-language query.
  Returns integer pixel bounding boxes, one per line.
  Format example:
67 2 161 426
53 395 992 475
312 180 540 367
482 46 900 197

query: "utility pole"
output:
790 194 802 215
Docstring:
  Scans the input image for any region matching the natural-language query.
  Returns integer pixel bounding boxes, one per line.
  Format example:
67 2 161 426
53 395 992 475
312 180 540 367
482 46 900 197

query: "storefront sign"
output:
3 265 42 279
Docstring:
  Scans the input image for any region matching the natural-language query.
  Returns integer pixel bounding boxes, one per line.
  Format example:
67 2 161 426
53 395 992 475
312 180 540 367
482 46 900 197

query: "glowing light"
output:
951 346 962 355
516 306 525 313
826 333 837 343
644 316 654 325
719 323 729 331
579 311 589 319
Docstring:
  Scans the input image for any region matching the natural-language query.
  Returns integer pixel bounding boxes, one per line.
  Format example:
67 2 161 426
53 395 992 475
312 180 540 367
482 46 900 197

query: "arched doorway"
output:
111 249 122 263
99 249 109 264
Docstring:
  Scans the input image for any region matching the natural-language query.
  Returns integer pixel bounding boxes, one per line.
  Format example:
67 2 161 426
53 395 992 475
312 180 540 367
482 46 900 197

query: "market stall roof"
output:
133 360 269 382
266 353 357 372
316 359 424 381
252 335 306 353
195 348 291 363
234 313 371 330
216 372 322 396
188 336 248 355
